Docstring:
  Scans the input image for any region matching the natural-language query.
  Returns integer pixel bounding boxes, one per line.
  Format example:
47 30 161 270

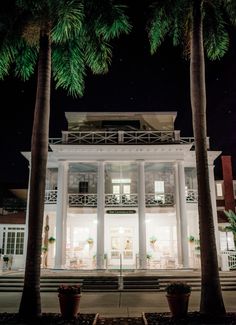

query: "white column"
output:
174 163 183 267
97 161 105 269
54 161 68 269
138 160 147 269
177 160 189 268
209 164 220 253
23 164 31 266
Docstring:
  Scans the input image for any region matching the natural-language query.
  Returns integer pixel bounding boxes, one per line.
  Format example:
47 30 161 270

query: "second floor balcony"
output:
44 189 198 207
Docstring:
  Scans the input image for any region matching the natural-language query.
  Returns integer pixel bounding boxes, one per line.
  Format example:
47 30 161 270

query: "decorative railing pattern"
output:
49 130 197 146
145 193 174 207
105 194 138 207
45 190 57 204
186 190 198 203
44 190 196 206
69 194 97 207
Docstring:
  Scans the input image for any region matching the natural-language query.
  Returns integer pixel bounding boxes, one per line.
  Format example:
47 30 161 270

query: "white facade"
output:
21 111 222 270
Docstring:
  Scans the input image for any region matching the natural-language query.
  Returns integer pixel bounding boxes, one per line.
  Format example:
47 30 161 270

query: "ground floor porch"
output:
41 207 203 270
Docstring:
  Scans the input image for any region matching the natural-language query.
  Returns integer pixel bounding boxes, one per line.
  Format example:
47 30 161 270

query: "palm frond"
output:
95 4 131 41
0 42 15 80
147 7 171 54
223 0 236 25
224 210 236 229
51 0 84 44
14 39 38 80
52 40 86 97
85 31 112 74
203 2 229 60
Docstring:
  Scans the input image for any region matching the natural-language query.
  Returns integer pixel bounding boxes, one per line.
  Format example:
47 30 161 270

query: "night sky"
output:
0 7 236 190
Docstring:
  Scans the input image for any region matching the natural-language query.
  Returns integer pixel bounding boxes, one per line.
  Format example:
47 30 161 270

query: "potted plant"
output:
58 284 82 319
165 282 191 318
150 236 157 245
48 236 56 244
188 235 195 243
87 237 94 245
2 255 9 270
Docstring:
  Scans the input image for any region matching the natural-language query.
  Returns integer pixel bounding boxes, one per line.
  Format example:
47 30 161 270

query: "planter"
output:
58 293 81 319
166 293 190 318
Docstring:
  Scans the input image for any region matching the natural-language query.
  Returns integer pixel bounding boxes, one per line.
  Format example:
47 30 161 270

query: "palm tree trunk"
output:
19 22 51 318
190 0 225 316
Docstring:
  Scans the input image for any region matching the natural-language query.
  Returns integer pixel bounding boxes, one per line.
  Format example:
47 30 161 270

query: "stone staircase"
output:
0 273 235 292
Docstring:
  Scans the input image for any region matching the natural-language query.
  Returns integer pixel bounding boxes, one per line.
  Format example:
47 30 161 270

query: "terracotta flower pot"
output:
58 293 81 319
166 293 190 318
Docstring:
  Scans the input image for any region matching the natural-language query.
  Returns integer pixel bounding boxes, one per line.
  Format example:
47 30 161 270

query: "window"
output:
1 227 24 255
154 181 165 202
79 181 88 193
216 183 223 197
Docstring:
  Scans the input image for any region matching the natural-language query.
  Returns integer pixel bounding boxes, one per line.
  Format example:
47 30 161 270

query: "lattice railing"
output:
222 251 236 270
145 193 174 207
45 190 57 204
48 130 197 145
105 194 138 207
186 190 198 203
45 190 198 206
69 194 97 207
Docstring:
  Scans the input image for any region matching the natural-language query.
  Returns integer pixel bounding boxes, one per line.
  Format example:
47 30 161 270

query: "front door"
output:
109 227 134 268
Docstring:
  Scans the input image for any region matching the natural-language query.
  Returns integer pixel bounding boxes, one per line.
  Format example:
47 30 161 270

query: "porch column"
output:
174 163 183 267
97 161 105 269
138 160 147 269
23 164 31 266
209 164 220 253
54 161 68 269
176 160 189 268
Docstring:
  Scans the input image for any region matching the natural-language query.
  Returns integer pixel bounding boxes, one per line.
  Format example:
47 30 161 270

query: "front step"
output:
0 274 235 292
123 276 160 291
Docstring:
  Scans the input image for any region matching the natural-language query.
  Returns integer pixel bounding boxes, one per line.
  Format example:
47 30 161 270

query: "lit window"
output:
154 181 165 201
112 179 131 184
216 183 223 197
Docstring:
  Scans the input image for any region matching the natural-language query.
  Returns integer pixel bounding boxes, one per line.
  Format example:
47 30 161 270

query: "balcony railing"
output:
44 191 176 207
48 130 197 146
45 190 57 204
145 193 174 207
186 189 198 203
105 194 138 207
69 194 97 207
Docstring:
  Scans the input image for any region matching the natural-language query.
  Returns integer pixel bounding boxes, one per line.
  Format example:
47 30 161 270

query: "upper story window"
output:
216 182 223 197
233 181 236 197
154 181 165 201
79 181 88 193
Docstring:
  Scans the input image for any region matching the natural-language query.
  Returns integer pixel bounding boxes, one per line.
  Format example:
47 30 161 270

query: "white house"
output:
19 111 224 270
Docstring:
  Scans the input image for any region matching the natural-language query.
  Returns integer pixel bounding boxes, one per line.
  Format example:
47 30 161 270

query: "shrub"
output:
165 282 191 294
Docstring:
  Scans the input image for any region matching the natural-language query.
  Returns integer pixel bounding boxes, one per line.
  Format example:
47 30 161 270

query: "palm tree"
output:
147 0 235 316
224 210 236 247
0 0 131 318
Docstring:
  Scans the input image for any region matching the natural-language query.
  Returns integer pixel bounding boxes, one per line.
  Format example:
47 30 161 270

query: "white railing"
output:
105 194 138 207
186 189 198 203
49 130 197 146
45 190 196 206
145 193 174 207
69 194 97 207
221 251 236 270
45 190 57 204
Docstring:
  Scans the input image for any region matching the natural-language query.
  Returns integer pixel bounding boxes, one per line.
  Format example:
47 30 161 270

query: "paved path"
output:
0 291 235 317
